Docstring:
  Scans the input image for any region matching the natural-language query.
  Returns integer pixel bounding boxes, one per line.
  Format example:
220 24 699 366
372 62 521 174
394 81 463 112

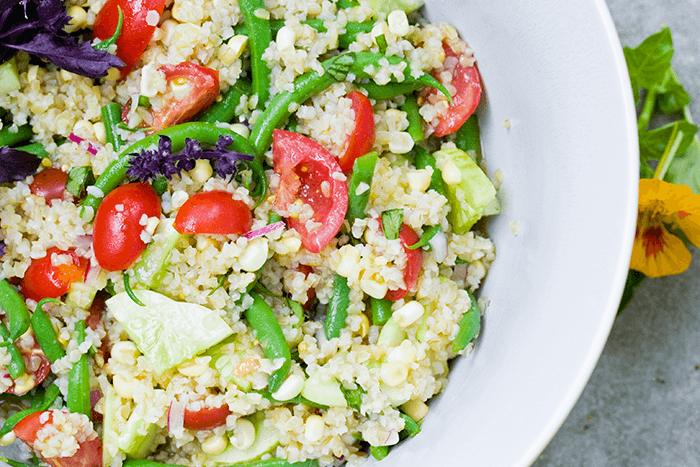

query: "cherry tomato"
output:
14 410 103 467
150 62 220 133
6 335 51 395
30 168 68 202
183 405 232 431
380 222 423 301
20 248 89 302
93 182 160 271
173 191 253 235
428 41 482 137
94 0 166 76
273 130 349 254
338 91 375 173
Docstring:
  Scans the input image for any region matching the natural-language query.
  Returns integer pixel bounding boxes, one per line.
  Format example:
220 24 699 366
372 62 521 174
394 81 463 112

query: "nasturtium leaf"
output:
638 119 698 178
623 27 674 94
666 135 700 195
657 69 691 115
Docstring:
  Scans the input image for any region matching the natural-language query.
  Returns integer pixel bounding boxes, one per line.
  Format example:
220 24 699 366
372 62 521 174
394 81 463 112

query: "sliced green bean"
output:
370 297 392 326
414 145 447 197
198 78 252 124
32 299 65 363
101 103 125 150
244 291 291 393
325 274 350 340
346 151 377 227
0 124 32 147
82 122 256 219
0 322 25 379
67 320 91 418
452 290 481 353
402 94 424 142
0 384 61 437
359 81 422 101
370 445 389 460
455 114 482 163
399 412 421 438
239 0 272 110
0 279 30 340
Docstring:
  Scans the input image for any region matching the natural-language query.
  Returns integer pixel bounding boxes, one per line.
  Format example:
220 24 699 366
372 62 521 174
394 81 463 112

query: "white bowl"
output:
370 0 638 466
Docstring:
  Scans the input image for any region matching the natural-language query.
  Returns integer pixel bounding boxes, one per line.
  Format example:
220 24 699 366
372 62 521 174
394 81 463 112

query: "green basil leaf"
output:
65 166 95 198
405 225 441 250
381 209 403 240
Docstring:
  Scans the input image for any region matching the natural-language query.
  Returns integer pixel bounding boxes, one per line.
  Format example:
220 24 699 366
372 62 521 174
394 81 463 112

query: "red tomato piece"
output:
20 248 89 302
94 0 166 76
183 405 232 431
30 168 68 202
296 264 316 310
14 410 103 467
428 41 482 137
173 191 253 235
93 182 160 271
338 91 375 173
150 62 220 133
273 130 349 254
379 222 423 301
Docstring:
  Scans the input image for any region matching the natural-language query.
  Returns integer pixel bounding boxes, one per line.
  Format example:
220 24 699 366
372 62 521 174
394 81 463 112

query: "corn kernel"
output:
406 169 432 192
304 414 325 442
189 159 213 184
230 123 250 139
441 160 462 185
239 237 269 272
393 301 424 328
0 431 16 447
401 399 429 422
106 68 121 82
387 10 410 36
281 236 302 254
113 373 135 399
358 313 370 338
380 360 409 387
360 274 388 299
111 341 139 364
64 6 88 33
178 360 207 377
231 418 256 450
201 434 227 455
271 373 305 401
93 122 107 145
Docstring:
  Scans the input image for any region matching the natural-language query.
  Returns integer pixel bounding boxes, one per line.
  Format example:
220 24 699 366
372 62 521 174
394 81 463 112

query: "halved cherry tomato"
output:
427 41 482 137
272 130 349 254
379 222 423 301
93 182 160 271
94 0 166 76
338 91 375 173
30 168 68 202
183 405 232 431
173 191 252 235
20 248 89 302
6 334 51 395
14 410 103 467
150 62 220 133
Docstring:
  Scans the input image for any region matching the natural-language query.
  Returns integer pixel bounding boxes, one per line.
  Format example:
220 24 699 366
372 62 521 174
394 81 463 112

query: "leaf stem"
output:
638 89 658 131
654 126 684 180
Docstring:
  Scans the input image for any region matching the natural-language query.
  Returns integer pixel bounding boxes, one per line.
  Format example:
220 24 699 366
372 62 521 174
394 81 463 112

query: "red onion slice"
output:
68 133 101 156
168 400 186 434
243 221 285 239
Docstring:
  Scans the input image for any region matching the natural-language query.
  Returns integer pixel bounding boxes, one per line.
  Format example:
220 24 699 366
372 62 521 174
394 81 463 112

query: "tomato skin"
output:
272 130 349 254
173 191 253 235
338 91 375 173
430 42 482 137
150 63 220 133
381 223 423 301
94 0 166 76
93 183 160 271
14 411 103 467
183 405 232 431
20 248 89 302
30 168 68 202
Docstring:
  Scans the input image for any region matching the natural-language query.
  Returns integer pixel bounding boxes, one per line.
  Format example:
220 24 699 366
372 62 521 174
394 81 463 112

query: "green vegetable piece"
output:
414 145 447 197
402 94 424 143
455 114 482 162
211 412 280 464
65 166 96 198
300 370 347 407
118 410 159 458
101 103 125 150
367 0 423 15
0 58 21 96
0 124 32 147
346 151 378 228
0 385 61 437
452 290 481 353
95 6 124 51
106 290 234 374
341 385 365 413
359 81 422 101
399 412 421 438
138 95 151 108
325 274 350 340
14 142 48 158
381 209 404 240
0 322 24 378
377 317 405 346
623 27 673 103
0 279 31 340
67 320 91 418
405 225 441 250
287 298 304 327
370 297 392 326
131 219 184 290
32 299 65 363
370 445 389 460
239 0 272 110
199 78 252 124
435 147 497 234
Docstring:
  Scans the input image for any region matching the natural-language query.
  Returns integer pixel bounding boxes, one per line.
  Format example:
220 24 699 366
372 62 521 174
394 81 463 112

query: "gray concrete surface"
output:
532 1 700 466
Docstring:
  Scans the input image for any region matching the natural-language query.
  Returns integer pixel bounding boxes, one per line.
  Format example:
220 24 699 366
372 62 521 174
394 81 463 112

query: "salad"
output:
0 0 498 466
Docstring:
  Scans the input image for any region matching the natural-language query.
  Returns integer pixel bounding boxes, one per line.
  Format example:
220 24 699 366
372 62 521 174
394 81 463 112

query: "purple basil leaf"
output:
0 241 5 258
36 0 71 34
0 146 41 183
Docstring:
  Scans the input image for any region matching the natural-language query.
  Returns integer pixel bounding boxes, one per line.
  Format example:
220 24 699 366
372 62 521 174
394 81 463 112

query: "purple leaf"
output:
0 146 41 183
0 241 5 257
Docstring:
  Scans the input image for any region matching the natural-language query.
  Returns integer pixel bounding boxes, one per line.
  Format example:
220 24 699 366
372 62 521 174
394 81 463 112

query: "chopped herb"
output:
94 6 123 51
0 146 40 183
65 166 95 198
152 176 168 196
381 209 404 240
406 225 441 250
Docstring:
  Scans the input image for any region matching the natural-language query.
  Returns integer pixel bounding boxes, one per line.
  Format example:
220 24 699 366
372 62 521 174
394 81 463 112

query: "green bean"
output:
101 103 125 150
399 412 421 438
15 142 48 158
67 320 91 418
452 290 481 353
346 151 377 228
325 274 350 340
0 124 32 147
0 279 30 340
32 298 65 363
0 456 33 467
0 322 25 379
198 78 252 124
0 384 61 437
244 291 291 393
402 94 424 142
455 114 482 162
414 145 447 197
239 0 272 110
82 122 256 219
370 297 392 326
370 445 389 460
358 81 422 101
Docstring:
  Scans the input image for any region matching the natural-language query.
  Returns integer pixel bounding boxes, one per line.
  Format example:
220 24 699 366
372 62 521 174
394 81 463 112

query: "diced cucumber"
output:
381 384 411 407
203 337 253 392
483 196 501 216
65 282 98 309
367 0 423 15
300 370 347 408
211 412 279 465
131 218 183 289
377 318 405 346
118 410 159 458
0 58 20 96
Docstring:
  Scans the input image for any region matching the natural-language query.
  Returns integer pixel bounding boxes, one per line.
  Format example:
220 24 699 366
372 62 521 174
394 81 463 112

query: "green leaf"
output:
639 119 698 177
666 134 700 194
381 209 404 240
623 27 674 93
657 69 691 114
405 224 441 250
65 166 95 198
618 269 646 314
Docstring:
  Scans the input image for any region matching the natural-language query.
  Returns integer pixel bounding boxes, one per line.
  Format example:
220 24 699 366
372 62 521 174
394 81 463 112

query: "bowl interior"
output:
367 0 638 465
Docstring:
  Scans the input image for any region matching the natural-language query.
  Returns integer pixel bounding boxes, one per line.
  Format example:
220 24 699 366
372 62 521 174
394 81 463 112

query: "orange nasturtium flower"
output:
631 179 700 278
